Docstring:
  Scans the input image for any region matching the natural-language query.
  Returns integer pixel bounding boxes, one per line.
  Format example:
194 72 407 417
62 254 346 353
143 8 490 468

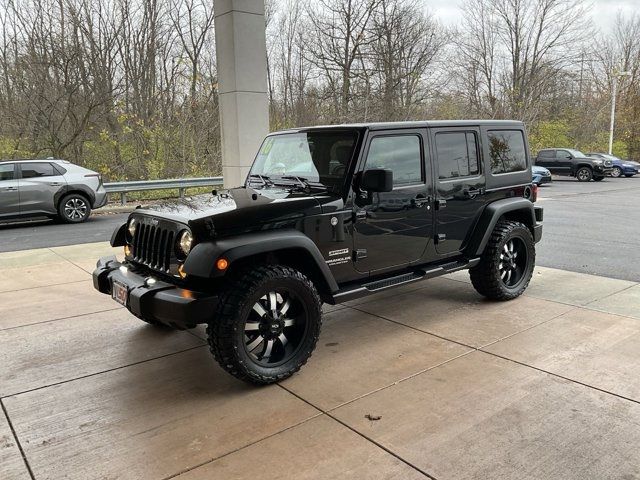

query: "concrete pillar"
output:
213 0 270 188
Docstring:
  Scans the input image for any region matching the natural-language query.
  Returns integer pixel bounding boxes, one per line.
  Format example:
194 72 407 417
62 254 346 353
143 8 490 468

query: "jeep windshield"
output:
247 131 358 193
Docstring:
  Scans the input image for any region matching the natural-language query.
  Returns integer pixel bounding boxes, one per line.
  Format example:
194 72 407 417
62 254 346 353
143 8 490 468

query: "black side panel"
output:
183 229 339 292
465 198 536 256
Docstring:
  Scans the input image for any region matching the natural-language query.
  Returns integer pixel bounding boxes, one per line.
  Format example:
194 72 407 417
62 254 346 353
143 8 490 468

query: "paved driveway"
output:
1 243 640 479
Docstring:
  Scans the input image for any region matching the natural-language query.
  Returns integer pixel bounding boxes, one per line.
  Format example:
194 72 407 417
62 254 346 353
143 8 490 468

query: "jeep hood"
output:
135 186 333 237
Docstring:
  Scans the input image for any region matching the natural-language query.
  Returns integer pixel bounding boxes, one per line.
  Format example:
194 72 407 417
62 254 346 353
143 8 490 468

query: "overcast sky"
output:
430 0 639 34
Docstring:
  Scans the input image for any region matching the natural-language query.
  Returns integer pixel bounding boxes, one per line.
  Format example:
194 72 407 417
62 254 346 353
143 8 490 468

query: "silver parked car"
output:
0 159 107 223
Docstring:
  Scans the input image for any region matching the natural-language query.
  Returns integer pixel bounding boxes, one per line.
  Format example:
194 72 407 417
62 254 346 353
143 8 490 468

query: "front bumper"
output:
594 166 613 177
533 174 552 185
92 256 218 329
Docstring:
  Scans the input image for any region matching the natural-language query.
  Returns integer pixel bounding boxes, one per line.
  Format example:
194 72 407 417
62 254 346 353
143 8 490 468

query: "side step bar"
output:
330 257 480 304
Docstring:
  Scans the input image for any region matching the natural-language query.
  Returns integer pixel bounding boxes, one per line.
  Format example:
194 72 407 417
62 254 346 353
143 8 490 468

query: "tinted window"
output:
365 135 422 186
250 132 357 192
488 130 527 174
0 163 14 181
20 163 55 178
556 150 571 159
435 132 479 179
538 150 554 158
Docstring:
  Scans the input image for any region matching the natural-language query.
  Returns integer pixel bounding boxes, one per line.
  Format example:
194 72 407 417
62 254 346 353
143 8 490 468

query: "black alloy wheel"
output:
243 290 308 367
208 265 322 384
498 238 528 287
611 166 623 178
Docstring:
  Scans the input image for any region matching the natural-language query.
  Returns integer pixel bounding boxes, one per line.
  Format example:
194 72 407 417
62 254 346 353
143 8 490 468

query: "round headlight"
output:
178 230 193 256
128 218 137 237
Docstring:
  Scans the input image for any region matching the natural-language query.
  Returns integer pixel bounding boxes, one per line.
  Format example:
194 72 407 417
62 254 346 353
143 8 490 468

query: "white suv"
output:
0 159 107 223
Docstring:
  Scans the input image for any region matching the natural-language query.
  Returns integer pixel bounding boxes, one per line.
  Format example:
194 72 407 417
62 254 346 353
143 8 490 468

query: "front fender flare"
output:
466 198 537 256
183 230 339 293
111 223 127 247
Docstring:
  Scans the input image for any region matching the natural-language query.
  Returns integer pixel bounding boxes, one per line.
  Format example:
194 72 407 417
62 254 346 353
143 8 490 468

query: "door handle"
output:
3 187 17 191
354 210 367 221
435 199 447 209
49 182 62 187
412 196 430 207
463 188 483 197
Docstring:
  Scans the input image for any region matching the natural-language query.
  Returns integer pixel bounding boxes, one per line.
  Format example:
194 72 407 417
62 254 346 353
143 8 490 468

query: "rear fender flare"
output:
183 230 339 293
466 198 536 256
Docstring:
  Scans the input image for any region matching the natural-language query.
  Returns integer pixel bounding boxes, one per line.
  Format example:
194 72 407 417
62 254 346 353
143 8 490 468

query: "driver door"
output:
352 131 433 274
0 163 19 217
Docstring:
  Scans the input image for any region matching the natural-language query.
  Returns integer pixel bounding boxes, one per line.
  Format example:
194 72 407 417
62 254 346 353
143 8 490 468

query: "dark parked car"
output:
532 165 552 185
0 159 107 223
535 148 612 182
586 153 638 178
94 120 543 384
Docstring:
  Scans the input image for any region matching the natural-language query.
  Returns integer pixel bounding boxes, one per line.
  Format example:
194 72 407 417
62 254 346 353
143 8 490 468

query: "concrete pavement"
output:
1 243 640 479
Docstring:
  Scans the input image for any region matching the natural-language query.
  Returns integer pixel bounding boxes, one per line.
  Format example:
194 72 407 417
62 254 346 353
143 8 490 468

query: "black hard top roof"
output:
274 119 524 134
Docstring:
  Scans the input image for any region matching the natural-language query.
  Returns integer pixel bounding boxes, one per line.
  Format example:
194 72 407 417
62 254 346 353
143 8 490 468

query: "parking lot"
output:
2 229 640 479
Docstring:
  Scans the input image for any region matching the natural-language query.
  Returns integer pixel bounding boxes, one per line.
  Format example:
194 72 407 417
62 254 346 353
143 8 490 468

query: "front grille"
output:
131 217 178 273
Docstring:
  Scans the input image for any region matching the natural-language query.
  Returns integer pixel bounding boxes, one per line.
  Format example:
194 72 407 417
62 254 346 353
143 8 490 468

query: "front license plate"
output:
112 281 128 306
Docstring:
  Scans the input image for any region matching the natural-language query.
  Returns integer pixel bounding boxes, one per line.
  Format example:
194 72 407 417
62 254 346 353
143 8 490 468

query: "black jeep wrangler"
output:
535 148 613 181
94 121 543 384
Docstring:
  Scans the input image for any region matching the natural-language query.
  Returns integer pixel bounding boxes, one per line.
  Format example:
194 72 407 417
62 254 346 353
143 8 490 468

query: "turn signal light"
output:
216 258 229 271
178 264 187 279
124 245 132 257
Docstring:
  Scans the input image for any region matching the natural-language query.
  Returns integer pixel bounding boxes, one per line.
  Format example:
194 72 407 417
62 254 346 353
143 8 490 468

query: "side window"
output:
488 130 527 174
20 163 55 179
538 150 554 159
435 132 479 179
365 135 422 187
0 163 14 181
556 150 570 159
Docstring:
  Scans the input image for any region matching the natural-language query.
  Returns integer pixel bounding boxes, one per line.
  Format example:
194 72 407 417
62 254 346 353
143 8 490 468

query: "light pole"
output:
608 69 631 155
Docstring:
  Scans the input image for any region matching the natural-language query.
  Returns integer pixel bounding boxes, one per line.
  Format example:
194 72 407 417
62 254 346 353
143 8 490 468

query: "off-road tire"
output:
470 220 535 301
576 167 593 182
593 176 604 181
58 193 91 223
611 166 623 178
207 265 322 385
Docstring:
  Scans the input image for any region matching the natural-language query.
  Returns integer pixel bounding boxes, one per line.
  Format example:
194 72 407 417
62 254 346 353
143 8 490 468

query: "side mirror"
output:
565 155 572 159
361 169 393 192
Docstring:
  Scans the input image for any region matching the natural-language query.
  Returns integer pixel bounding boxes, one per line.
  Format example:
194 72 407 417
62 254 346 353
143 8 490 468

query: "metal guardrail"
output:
104 177 224 205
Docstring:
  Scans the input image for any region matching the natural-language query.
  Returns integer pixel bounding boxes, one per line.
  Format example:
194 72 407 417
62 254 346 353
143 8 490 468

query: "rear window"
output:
0 163 14 181
20 163 55 178
488 130 527 174
435 132 479 179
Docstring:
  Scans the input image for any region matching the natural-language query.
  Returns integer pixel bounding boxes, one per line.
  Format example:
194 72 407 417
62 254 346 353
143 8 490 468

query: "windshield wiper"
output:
276 175 328 193
248 173 274 187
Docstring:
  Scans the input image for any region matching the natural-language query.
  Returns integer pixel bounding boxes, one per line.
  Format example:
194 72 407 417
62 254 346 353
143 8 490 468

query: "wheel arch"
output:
183 230 339 299
465 198 536 257
575 163 593 172
56 187 95 209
